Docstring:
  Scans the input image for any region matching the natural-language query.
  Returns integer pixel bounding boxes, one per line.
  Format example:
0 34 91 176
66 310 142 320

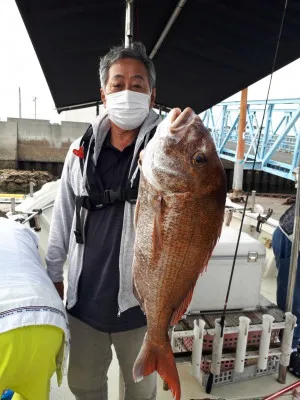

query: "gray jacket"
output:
46 110 161 312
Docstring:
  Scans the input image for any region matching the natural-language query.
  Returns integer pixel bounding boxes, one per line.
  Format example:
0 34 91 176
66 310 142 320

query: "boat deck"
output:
50 278 299 400
1 195 297 399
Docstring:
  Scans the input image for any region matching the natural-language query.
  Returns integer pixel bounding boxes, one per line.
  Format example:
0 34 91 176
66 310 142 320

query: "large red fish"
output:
132 107 226 399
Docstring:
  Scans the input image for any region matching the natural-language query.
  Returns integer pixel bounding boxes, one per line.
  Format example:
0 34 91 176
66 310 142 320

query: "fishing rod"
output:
206 0 290 393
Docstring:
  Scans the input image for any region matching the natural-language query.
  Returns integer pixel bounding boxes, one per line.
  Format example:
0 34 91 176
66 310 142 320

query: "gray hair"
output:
99 42 156 90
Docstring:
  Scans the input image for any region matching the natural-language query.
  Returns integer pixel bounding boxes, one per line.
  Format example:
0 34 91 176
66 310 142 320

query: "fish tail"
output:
133 335 181 400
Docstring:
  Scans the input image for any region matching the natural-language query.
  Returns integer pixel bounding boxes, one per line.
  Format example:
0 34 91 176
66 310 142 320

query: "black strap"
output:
81 187 138 210
74 197 84 244
85 137 97 193
79 124 94 176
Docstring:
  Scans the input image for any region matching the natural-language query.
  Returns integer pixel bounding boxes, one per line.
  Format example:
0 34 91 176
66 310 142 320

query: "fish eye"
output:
192 152 206 167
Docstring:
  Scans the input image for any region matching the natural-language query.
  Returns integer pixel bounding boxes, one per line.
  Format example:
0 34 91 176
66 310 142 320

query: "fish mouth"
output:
169 107 196 131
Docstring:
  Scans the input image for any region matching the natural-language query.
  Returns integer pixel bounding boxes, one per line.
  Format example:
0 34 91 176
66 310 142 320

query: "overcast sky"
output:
0 0 299 123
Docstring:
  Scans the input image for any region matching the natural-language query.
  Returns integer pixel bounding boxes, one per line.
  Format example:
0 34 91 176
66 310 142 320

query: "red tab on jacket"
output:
73 146 84 159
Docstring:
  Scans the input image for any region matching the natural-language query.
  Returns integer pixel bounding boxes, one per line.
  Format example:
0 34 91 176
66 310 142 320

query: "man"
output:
272 199 300 376
46 42 160 399
0 217 69 400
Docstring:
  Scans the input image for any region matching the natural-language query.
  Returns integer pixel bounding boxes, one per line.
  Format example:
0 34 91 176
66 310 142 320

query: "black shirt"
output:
68 133 146 332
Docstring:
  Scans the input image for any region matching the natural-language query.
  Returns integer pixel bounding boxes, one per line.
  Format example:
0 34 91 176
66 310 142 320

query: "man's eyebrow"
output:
112 74 125 79
111 74 145 81
132 74 145 81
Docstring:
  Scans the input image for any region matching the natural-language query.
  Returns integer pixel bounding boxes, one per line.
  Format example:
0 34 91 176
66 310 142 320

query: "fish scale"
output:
132 108 227 400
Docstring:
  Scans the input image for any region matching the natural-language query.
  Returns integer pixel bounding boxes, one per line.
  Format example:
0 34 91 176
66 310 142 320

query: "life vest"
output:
74 124 156 244
279 203 295 237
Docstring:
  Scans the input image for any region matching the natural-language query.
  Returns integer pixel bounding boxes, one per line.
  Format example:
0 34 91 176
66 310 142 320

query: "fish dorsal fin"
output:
170 284 196 326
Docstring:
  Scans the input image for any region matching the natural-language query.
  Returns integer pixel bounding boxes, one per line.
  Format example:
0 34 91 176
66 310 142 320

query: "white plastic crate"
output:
201 354 279 387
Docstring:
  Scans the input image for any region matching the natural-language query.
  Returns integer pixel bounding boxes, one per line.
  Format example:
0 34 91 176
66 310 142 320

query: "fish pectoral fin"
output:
132 280 144 312
170 284 196 326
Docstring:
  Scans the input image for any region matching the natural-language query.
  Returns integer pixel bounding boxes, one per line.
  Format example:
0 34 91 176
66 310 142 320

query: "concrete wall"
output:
0 119 18 168
0 118 90 167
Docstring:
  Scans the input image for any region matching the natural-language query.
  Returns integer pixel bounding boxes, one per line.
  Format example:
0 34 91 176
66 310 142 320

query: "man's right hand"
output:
54 281 64 300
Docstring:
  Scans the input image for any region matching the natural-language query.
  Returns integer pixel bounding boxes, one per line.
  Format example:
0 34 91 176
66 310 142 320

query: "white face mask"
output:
105 90 151 130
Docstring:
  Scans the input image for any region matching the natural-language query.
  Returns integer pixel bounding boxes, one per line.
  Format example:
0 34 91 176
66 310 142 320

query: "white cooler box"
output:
187 226 266 313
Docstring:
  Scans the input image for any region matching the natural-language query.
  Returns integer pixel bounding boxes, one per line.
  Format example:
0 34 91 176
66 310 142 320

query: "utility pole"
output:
18 87 22 118
33 96 37 119
231 88 248 201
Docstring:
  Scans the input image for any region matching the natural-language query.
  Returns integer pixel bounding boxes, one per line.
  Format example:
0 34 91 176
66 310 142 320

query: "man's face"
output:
101 58 156 108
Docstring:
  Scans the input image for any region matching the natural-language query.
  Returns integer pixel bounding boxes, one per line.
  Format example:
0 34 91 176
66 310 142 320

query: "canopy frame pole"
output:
231 88 248 201
149 0 187 59
125 0 134 48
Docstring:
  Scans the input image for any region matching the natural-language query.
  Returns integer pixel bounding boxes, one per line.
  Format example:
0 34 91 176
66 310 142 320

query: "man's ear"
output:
100 88 107 107
150 88 156 109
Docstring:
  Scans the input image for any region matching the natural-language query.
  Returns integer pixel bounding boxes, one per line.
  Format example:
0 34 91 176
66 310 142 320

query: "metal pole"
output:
29 181 35 197
33 96 37 119
125 0 134 48
232 88 248 200
286 164 300 312
278 163 300 384
11 198 16 215
18 87 22 118
149 0 187 59
250 190 256 212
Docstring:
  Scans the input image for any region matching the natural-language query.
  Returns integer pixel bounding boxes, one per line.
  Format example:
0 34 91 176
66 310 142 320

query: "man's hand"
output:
54 281 64 300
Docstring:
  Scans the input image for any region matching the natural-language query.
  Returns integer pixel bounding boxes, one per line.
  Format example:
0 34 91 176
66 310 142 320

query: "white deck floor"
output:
50 277 299 400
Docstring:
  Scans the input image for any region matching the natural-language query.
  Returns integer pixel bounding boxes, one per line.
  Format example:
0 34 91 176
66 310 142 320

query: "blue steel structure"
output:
201 99 300 181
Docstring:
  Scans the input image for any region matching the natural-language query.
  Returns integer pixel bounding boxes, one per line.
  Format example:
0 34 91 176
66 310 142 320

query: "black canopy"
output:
15 0 300 113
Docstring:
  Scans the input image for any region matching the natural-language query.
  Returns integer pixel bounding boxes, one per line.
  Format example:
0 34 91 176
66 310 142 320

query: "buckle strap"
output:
81 188 138 210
